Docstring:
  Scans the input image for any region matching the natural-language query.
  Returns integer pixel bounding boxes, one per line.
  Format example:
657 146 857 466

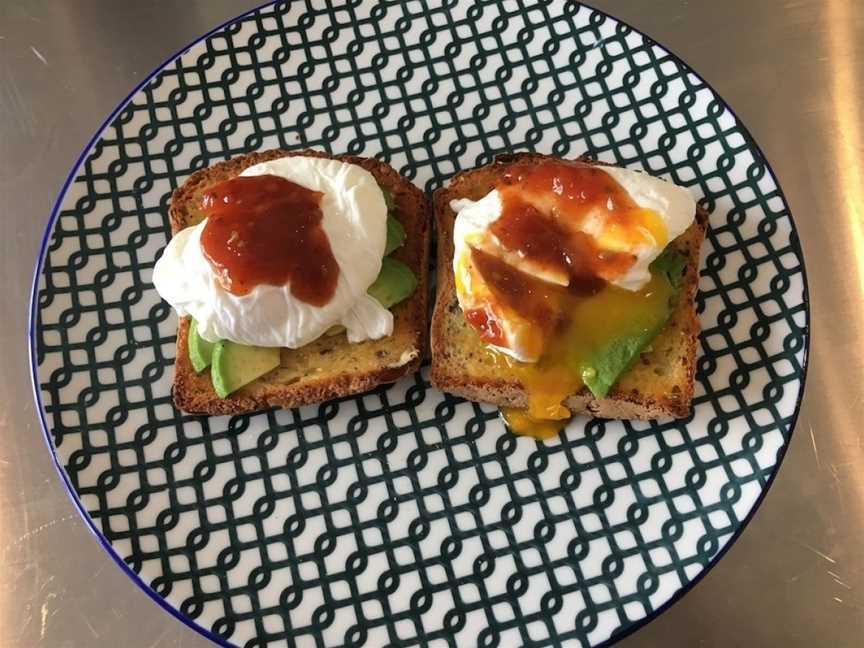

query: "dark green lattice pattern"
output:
33 2 807 646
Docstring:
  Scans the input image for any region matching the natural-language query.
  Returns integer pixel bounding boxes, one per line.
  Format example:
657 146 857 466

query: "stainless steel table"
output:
2 1 861 645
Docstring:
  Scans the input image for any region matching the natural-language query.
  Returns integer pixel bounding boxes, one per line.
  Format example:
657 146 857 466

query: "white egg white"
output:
153 156 393 347
451 164 696 362
597 165 696 290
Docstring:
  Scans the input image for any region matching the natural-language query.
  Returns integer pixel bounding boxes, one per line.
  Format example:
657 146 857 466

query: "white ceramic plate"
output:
30 2 809 646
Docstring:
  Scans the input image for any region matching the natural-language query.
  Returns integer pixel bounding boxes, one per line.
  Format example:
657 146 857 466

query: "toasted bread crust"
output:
169 149 429 415
430 152 707 420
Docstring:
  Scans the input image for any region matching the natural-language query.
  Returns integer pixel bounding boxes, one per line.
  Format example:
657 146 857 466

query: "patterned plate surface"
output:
30 2 809 646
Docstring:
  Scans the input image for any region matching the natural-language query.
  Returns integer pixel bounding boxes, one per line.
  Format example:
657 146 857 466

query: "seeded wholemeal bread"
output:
430 153 708 420
168 148 429 415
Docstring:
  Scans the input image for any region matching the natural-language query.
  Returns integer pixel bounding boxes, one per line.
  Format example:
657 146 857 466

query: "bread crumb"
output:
387 348 419 368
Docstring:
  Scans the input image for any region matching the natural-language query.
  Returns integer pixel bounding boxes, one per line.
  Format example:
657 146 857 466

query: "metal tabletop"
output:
2 1 861 646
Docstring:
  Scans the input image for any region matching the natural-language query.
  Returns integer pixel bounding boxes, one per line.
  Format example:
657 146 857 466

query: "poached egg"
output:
452 163 695 364
153 155 393 347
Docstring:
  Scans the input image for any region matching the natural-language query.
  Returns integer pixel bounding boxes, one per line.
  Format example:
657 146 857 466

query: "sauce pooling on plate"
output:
199 174 339 305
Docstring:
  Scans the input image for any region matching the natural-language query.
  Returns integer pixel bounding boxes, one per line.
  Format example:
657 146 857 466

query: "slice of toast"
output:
168 149 429 415
430 153 708 420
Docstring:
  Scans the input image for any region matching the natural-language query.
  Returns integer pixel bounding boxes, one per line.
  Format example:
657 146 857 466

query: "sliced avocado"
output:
210 341 280 398
650 246 687 290
379 186 405 254
581 249 686 398
582 323 668 398
385 215 406 255
188 319 215 373
368 257 417 309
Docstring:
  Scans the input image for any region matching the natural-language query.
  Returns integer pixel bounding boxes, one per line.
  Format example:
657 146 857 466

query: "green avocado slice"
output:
384 215 406 255
580 249 686 398
210 341 280 398
380 188 406 255
368 257 417 309
650 246 687 291
188 319 215 373
581 318 671 398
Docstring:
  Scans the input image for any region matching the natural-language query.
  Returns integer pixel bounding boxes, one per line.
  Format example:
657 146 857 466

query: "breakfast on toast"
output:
430 153 707 437
153 149 429 415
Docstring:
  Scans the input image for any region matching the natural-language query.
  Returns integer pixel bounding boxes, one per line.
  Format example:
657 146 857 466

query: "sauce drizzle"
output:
199 175 339 305
488 161 662 297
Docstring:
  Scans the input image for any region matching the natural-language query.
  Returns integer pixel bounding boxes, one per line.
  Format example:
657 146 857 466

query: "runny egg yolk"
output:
487 273 675 439
458 161 673 439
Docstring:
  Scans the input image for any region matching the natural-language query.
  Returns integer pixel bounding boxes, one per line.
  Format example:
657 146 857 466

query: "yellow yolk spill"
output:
594 207 668 251
500 408 568 440
492 273 675 439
